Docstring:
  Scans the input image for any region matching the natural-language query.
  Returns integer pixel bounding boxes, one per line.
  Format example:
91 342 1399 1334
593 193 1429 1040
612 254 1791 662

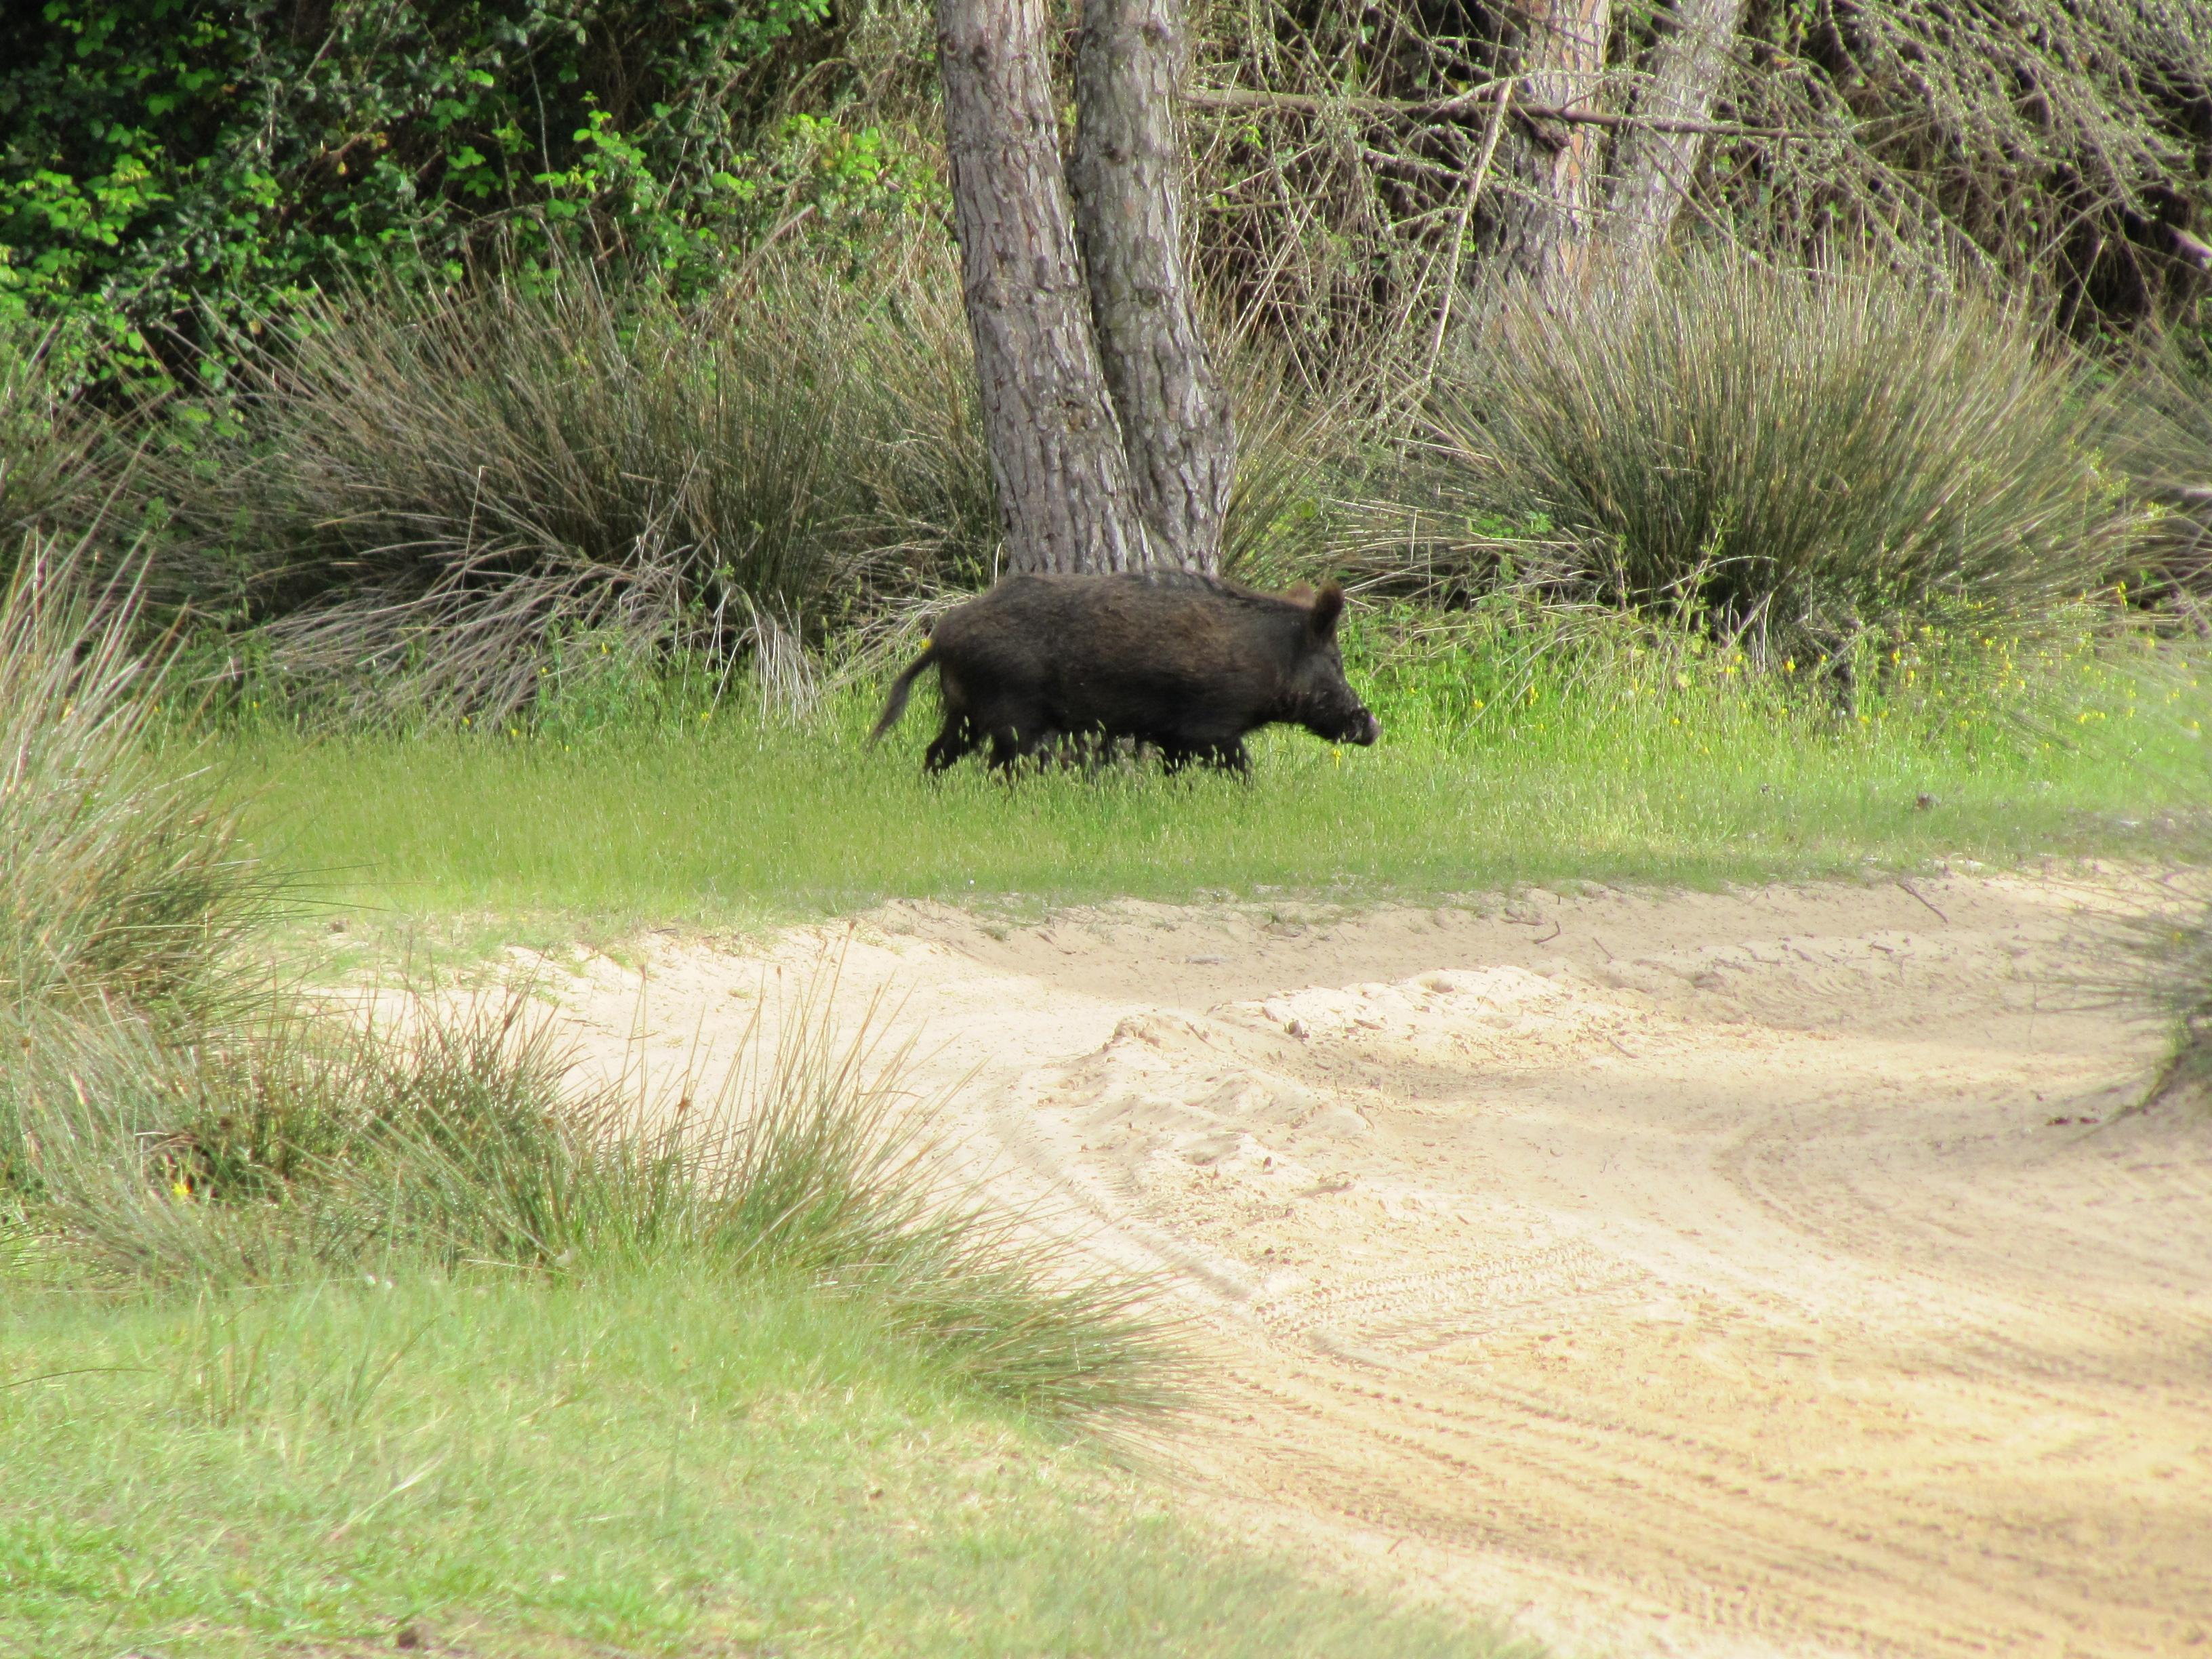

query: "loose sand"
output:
515 873 2211 1659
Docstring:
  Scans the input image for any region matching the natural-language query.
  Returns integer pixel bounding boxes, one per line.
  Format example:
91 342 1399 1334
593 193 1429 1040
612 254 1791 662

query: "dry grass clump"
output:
153 232 1382 720
171 239 994 722
1422 259 2144 666
2109 337 2212 608
1 329 123 561
2123 897 2212 1111
0 541 275 1033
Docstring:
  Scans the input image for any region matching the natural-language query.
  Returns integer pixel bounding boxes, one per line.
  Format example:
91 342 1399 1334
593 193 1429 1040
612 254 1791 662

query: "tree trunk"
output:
1494 0 1615 305
1603 0 1745 274
1071 0 1234 574
934 0 1150 574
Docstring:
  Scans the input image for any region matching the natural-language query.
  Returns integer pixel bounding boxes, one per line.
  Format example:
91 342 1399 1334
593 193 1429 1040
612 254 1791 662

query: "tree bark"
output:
1494 0 1615 305
1071 0 1234 574
934 0 1151 574
1603 0 1745 274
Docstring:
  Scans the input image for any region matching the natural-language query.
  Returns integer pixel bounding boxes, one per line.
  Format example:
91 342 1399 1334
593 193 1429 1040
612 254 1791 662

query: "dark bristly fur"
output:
870 571 1380 775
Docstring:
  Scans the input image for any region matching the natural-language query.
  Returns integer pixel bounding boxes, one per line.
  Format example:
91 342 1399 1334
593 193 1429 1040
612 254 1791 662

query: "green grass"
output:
0 1266 1512 1659
219 629 2211 943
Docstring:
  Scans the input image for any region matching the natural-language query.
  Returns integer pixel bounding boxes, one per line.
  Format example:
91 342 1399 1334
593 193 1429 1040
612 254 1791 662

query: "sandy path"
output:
526 874 2212 1659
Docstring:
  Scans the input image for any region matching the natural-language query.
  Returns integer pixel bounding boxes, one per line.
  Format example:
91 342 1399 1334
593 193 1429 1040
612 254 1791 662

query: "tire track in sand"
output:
544 875 2212 1659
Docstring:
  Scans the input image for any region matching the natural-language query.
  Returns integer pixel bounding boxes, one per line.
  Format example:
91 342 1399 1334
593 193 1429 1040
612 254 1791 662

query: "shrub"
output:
1427 259 2146 667
169 239 1376 723
173 240 994 722
0 1 935 389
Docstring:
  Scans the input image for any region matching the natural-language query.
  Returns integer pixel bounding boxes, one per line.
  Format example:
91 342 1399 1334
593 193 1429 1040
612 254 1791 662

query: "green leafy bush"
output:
1429 260 2147 667
0 0 932 389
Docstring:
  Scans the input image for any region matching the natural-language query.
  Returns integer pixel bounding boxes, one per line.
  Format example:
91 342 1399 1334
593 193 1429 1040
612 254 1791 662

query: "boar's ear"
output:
1308 583 1346 640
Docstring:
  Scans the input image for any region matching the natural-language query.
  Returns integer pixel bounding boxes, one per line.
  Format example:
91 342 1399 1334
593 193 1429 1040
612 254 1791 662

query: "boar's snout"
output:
1311 703 1380 745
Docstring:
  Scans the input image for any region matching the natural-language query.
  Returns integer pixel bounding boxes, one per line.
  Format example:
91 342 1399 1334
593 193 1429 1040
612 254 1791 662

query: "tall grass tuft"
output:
0 537 288 1225
2111 335 2212 608
2121 900 2212 1112
18 977 1178 1418
0 540 275 1035
1429 260 2144 666
180 239 996 722
342 980 1182 1420
1 331 123 565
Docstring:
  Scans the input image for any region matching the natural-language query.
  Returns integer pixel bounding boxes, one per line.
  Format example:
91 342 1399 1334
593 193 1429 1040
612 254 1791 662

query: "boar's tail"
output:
869 644 938 744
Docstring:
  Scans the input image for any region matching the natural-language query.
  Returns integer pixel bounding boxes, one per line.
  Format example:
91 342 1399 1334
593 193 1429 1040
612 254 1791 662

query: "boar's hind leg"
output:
924 714 977 773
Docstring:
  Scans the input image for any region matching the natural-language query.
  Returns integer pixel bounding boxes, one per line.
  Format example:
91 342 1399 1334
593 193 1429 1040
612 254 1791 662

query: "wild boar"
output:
869 570 1381 775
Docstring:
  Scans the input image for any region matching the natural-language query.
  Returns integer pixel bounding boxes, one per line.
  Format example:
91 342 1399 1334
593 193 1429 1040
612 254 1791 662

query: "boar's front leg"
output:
981 697 1059 774
987 725 1063 773
1158 740 1248 778
1204 740 1252 777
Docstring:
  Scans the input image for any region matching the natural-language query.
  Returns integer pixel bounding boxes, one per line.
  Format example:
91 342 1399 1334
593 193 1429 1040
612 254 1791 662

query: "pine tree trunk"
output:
1494 0 1615 304
1071 0 1234 574
1604 0 1744 274
934 0 1150 574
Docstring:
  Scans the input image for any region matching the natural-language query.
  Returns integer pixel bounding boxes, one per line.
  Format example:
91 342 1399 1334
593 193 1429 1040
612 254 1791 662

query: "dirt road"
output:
537 874 2212 1659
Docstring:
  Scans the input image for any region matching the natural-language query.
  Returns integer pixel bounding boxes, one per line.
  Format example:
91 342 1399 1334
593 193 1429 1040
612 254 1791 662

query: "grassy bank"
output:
222 628 2209 941
5 551 1513 1659
0 1266 1508 1659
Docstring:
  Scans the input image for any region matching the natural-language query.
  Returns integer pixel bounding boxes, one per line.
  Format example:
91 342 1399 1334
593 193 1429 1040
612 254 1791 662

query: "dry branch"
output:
1185 84 1809 140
